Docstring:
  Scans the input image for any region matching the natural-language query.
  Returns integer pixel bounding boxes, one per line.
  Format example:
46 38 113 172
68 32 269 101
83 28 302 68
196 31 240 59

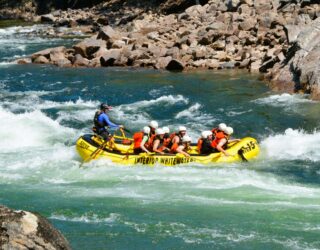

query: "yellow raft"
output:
76 134 260 166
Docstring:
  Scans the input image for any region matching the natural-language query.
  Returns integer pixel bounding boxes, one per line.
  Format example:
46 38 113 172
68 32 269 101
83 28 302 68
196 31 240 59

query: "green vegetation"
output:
0 19 33 28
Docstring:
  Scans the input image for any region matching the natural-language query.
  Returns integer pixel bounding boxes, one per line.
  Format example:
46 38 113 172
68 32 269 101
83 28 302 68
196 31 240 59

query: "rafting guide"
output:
93 103 124 141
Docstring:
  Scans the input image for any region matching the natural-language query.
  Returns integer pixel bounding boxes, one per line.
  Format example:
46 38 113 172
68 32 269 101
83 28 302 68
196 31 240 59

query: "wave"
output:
0 107 76 151
261 128 320 162
254 93 314 107
50 212 120 223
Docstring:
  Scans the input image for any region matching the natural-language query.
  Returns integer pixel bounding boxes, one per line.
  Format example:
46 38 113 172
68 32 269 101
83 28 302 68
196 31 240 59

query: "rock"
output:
100 49 122 66
227 0 241 11
154 56 172 69
31 47 65 61
250 60 263 73
97 26 117 41
206 22 227 31
73 38 106 59
34 56 49 64
284 24 303 44
165 59 185 71
73 54 90 67
239 17 257 31
0 205 71 250
16 58 31 64
112 40 126 49
40 14 56 23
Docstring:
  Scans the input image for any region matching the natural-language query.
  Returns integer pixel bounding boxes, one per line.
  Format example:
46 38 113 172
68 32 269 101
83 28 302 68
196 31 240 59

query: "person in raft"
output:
176 135 192 157
198 126 240 156
147 120 158 150
133 126 151 154
93 103 123 141
170 126 187 153
152 128 170 154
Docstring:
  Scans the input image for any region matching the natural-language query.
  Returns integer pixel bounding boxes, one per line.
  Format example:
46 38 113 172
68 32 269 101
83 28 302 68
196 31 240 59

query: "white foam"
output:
0 107 75 151
50 212 120 223
261 128 320 162
254 93 314 107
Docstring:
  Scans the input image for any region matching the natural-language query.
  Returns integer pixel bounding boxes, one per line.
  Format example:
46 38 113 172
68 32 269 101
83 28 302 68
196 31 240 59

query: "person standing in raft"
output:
93 103 123 141
176 135 192 157
133 126 151 154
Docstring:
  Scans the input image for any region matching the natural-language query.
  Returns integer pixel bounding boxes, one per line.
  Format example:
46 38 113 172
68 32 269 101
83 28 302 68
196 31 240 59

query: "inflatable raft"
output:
76 134 260 166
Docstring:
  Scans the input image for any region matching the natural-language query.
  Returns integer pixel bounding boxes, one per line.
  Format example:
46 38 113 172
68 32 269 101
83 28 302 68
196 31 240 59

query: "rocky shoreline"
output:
2 0 320 99
0 205 71 250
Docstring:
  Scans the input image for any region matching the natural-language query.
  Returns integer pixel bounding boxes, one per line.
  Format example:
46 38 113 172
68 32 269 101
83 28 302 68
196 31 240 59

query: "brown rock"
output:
154 56 172 69
73 54 90 67
31 47 65 61
73 38 106 59
34 56 49 64
97 26 117 41
238 17 257 31
100 49 122 66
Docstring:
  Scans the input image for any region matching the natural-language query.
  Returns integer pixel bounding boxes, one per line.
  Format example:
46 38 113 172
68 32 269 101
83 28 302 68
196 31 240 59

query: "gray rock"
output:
0 205 71 250
155 56 172 69
284 24 303 44
32 47 66 61
165 59 185 71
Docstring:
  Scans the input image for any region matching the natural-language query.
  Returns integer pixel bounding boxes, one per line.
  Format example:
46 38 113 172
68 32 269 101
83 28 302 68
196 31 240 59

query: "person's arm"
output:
140 136 150 153
176 145 190 157
101 113 119 129
153 140 164 154
216 138 231 156
228 138 241 143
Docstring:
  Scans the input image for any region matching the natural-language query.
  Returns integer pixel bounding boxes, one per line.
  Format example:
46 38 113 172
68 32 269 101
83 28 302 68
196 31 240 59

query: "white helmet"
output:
182 135 192 143
155 128 165 135
143 126 150 134
149 120 158 129
201 130 212 138
224 126 234 135
218 123 227 131
179 126 187 132
163 126 170 134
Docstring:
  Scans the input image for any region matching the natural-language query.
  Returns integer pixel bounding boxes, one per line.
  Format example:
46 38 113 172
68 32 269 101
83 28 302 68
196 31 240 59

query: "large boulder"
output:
97 26 117 41
0 205 71 250
31 47 66 62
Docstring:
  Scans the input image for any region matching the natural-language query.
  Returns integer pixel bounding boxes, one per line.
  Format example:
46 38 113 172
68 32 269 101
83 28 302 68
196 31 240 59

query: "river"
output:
1 24 320 249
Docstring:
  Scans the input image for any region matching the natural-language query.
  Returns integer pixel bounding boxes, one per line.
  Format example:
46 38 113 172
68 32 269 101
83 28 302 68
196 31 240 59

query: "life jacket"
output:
211 131 227 148
201 138 214 154
197 138 203 153
133 132 149 149
170 132 183 153
93 111 104 129
147 133 156 151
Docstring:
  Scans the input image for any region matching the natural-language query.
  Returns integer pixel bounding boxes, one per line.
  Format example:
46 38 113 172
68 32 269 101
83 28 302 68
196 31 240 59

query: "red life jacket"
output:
133 132 148 149
211 131 227 148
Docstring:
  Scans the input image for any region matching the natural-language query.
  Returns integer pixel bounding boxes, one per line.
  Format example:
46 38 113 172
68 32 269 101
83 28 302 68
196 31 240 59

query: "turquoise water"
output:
1 25 320 249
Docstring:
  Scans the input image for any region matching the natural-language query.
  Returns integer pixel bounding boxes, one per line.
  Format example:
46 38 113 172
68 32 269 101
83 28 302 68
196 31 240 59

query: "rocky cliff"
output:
0 205 71 250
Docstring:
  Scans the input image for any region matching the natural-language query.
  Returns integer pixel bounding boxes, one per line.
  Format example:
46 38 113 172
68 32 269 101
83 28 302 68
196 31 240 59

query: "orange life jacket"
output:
170 132 183 153
133 132 148 149
197 138 203 153
211 131 227 148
